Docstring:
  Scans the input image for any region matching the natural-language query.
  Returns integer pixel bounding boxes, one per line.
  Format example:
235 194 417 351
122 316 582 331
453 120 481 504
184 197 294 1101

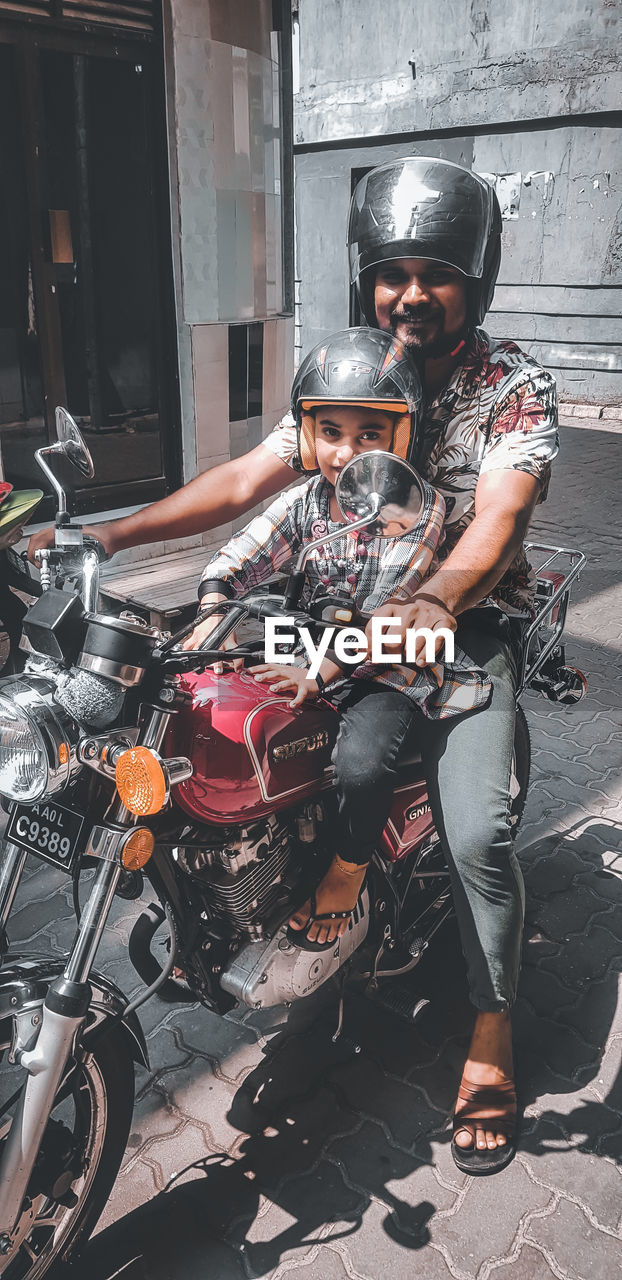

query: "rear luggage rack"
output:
519 542 586 695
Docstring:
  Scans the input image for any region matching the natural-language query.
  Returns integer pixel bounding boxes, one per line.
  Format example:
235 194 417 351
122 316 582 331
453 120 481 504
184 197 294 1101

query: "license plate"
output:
5 801 84 873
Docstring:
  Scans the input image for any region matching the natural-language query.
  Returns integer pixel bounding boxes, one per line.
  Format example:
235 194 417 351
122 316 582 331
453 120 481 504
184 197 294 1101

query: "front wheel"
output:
0 1019 135 1279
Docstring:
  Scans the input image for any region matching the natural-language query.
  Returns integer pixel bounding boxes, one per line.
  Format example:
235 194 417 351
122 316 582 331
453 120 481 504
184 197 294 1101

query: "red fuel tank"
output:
166 670 340 825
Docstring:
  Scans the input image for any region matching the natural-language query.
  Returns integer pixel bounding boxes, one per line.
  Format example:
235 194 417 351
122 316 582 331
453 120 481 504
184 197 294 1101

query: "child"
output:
193 328 490 951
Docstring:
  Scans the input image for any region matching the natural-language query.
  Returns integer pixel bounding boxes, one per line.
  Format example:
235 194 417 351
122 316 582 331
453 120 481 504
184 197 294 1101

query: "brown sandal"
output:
286 889 361 952
287 858 368 952
452 1075 518 1175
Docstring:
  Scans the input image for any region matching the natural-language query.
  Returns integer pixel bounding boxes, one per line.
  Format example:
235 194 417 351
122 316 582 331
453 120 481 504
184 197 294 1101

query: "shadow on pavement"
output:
516 816 622 1162
60 812 622 1278
59 928 470 1279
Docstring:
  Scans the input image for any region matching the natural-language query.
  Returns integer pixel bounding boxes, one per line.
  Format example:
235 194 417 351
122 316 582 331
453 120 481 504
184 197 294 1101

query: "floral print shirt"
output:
263 330 559 616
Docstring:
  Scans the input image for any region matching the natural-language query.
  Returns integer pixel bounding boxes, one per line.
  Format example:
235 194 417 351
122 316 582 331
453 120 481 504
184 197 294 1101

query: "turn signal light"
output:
121 827 155 870
115 746 168 816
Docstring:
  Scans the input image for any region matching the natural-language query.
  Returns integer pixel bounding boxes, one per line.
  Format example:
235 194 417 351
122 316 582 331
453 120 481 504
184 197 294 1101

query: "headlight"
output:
0 699 47 802
0 676 81 803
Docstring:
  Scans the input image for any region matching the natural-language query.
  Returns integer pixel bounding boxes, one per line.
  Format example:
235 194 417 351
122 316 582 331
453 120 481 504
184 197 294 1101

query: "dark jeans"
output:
332 609 525 1012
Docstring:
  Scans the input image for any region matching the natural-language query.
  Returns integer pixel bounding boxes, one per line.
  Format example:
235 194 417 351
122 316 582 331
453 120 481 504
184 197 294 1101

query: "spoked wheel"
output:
0 1013 135 1279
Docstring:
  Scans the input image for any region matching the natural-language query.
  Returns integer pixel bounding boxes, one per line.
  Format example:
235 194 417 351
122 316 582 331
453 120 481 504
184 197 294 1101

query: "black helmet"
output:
348 156 502 328
291 327 423 473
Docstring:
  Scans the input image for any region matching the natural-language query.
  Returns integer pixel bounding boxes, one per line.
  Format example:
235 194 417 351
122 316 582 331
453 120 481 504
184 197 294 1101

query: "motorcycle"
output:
0 410 586 1276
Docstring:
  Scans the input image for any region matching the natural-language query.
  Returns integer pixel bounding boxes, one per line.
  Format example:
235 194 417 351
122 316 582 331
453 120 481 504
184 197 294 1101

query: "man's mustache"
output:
390 305 442 327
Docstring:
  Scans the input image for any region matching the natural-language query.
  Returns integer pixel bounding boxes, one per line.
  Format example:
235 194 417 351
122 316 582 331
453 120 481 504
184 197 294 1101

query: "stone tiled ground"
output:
3 416 621 1279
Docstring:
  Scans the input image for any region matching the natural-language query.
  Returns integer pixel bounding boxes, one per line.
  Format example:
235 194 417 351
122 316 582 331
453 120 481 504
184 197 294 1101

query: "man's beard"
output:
389 306 468 359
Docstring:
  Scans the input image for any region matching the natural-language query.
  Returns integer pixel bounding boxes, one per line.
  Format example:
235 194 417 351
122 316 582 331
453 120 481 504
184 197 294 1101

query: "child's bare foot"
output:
288 855 368 946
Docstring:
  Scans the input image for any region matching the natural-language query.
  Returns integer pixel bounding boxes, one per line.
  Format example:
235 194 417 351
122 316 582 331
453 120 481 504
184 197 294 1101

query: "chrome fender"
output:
0 953 149 1068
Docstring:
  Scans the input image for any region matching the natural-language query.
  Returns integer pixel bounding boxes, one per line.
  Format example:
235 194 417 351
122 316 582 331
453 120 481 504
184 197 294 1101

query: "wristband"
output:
198 578 234 604
325 646 360 673
314 671 326 696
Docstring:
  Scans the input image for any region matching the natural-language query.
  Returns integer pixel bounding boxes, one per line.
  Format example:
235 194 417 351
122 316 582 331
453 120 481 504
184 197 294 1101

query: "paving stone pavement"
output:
2 415 621 1280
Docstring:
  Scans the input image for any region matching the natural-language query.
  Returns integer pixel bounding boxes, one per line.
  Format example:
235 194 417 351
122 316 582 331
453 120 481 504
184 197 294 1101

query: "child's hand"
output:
183 619 242 672
183 618 242 673
250 662 318 708
182 592 242 672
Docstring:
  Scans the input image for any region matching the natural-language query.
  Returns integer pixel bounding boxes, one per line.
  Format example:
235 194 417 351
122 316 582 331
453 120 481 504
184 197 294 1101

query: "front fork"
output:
0 707 172 1248
0 842 28 955
0 854 121 1248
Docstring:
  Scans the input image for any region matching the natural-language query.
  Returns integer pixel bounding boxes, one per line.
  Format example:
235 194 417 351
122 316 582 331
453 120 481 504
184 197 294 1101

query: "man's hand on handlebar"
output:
27 523 113 565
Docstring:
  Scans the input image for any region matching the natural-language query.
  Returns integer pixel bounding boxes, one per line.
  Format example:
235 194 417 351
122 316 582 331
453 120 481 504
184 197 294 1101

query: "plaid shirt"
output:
263 330 559 617
201 474 491 719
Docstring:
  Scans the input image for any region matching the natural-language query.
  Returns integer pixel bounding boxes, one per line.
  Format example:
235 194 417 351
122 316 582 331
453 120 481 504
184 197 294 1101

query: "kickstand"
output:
331 971 361 1054
332 987 345 1043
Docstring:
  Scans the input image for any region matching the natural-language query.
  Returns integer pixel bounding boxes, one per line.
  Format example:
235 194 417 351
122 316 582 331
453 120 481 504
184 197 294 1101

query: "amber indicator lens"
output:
115 746 167 816
121 826 155 870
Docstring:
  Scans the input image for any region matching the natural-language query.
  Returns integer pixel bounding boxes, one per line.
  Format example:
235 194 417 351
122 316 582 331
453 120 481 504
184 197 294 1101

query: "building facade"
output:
0 0 294 531
164 0 294 503
293 0 622 404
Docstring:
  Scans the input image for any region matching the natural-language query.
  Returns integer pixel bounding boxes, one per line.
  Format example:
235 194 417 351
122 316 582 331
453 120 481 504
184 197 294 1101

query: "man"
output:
340 159 557 1175
29 157 557 1173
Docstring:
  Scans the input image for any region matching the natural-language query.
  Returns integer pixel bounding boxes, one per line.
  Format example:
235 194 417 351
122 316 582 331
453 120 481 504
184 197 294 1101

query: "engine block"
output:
175 814 294 938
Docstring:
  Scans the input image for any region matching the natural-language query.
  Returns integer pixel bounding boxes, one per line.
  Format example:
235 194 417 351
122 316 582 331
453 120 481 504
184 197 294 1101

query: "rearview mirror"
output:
55 407 94 479
35 406 95 521
283 450 427 609
335 450 425 537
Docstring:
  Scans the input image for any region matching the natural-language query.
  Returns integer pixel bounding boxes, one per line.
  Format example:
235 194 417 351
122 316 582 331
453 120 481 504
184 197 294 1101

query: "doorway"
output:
0 11 179 517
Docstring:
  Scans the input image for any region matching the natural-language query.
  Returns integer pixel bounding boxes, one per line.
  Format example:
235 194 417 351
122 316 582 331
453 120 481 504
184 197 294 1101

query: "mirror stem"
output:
284 496 382 609
34 444 68 519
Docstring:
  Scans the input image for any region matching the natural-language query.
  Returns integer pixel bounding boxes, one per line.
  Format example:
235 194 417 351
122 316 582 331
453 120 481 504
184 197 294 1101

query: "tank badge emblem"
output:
272 730 330 762
406 802 431 822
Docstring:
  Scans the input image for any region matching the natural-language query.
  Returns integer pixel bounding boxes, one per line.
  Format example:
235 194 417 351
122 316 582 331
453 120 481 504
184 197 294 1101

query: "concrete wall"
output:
296 0 621 142
163 0 294 499
293 0 622 403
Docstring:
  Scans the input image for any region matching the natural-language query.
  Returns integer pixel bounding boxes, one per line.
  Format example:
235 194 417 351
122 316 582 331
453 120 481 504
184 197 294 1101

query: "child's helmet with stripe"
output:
291 327 423 473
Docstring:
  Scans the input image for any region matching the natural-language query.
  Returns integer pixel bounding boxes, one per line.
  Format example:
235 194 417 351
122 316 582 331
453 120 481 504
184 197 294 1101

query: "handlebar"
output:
159 594 312 655
156 591 362 677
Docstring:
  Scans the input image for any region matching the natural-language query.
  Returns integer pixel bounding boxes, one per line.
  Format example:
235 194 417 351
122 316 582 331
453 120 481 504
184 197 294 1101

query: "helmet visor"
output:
300 397 408 413
348 157 493 284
